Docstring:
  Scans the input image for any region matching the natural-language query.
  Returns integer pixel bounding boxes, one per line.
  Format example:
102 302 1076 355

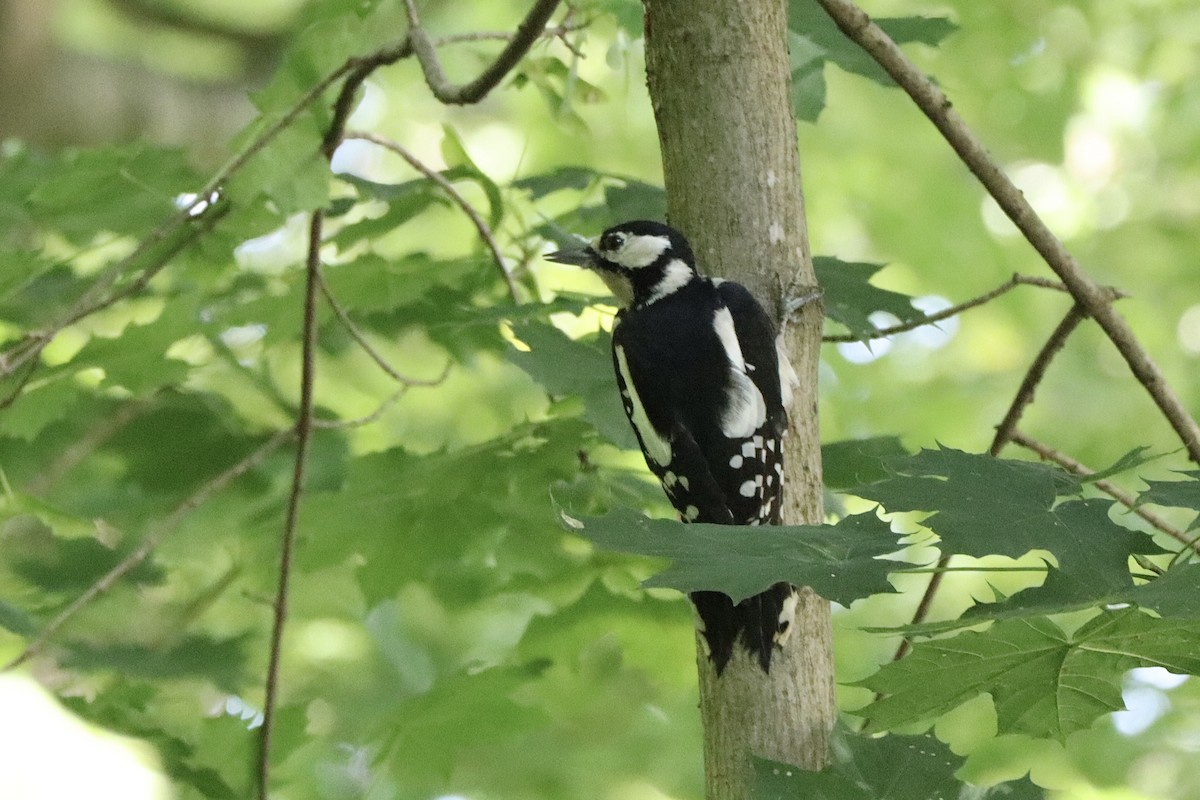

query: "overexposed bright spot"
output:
1176 305 1200 354
1130 666 1188 690
465 123 525 180
837 340 891 364
837 311 902 363
0 674 170 800
331 138 386 179
1113 687 1169 736
906 295 958 349
981 162 1085 239
221 695 264 730
1084 69 1157 132
346 80 386 129
1065 118 1117 187
1113 668 1186 736
234 215 309 274
174 190 220 217
219 324 266 349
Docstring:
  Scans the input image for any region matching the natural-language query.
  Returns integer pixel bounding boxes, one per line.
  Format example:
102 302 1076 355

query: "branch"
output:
821 273 1075 343
404 0 562 104
886 303 1088 668
25 398 154 495
257 211 323 799
0 202 227 383
1010 430 1198 557
316 269 454 386
2 429 293 672
347 130 520 302
105 0 287 50
989 305 1087 454
814 0 1200 465
0 49 358 383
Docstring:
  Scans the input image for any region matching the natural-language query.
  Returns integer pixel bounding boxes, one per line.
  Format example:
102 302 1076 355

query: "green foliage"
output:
756 723 1043 800
814 257 924 339
566 506 903 605
859 611 1200 741
788 4 957 121
2 1 1200 799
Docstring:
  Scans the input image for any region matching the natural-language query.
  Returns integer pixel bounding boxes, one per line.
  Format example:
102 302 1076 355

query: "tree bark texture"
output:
641 0 834 797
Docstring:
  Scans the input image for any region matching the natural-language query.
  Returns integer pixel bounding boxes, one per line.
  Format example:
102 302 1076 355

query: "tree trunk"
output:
641 0 834 796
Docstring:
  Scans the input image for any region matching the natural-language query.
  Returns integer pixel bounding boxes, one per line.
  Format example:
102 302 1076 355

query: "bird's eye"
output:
601 232 626 252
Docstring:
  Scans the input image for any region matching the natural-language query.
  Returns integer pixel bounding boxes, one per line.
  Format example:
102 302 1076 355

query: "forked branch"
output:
814 0 1200 464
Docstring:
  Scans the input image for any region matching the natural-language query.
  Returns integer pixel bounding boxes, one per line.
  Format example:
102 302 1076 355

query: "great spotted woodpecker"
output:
547 220 800 673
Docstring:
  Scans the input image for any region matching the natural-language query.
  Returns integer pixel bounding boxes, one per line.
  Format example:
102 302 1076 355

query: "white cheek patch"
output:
643 259 693 305
614 344 672 466
712 307 767 438
613 234 671 269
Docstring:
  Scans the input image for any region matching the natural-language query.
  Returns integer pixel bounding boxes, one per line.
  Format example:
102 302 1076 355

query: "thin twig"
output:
990 305 1088 454
257 212 323 799
26 398 155 495
814 0 1200 465
2 429 293 672
0 204 225 384
1010 430 1198 557
821 273 1073 343
0 53 356 383
315 268 455 385
309 361 450 430
404 0 562 104
885 304 1088 668
347 130 520 302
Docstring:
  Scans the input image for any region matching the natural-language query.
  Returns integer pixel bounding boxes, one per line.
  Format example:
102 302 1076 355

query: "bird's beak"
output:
545 244 599 269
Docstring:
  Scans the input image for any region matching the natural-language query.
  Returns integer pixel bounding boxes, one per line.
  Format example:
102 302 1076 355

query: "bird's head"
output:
546 220 697 307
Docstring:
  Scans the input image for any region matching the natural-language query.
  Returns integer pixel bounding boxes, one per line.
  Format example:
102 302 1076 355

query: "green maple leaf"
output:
858 609 1200 740
852 447 1163 585
755 722 1044 800
813 257 921 340
564 507 905 605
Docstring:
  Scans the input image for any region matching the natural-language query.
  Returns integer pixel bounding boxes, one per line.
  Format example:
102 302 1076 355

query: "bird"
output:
547 220 800 674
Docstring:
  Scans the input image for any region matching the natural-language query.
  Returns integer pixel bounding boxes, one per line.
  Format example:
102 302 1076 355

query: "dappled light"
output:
2 1 1199 799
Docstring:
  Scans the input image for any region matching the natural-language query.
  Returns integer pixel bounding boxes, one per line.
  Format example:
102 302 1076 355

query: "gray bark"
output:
641 0 835 796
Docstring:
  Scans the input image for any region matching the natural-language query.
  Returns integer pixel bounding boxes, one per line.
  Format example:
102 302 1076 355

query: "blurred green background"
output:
1 0 1199 798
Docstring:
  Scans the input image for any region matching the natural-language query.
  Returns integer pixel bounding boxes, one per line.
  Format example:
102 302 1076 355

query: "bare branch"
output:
1011 430 1198 557
821 273 1075 343
404 0 562 104
885 304 1088 669
316 269 453 386
26 398 155 495
990 305 1088 455
814 0 1200 464
2 429 293 672
310 361 451 431
347 130 520 302
257 211 323 799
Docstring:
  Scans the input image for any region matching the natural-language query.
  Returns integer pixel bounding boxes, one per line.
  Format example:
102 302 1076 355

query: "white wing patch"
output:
614 344 672 466
712 307 767 438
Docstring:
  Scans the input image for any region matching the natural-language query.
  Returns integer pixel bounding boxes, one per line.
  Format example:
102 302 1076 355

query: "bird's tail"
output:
692 582 797 674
